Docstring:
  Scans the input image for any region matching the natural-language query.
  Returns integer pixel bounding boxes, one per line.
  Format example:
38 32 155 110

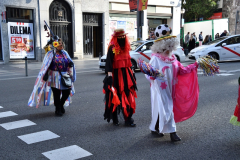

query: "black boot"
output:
61 105 65 114
55 106 63 116
170 132 181 142
125 118 136 127
151 130 164 137
113 121 120 126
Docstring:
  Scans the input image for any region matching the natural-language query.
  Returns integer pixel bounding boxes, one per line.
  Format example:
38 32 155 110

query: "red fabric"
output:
234 105 239 116
111 67 137 117
102 88 106 94
108 86 121 113
121 92 130 118
173 68 199 123
126 68 134 89
113 53 132 69
117 69 124 93
237 86 240 121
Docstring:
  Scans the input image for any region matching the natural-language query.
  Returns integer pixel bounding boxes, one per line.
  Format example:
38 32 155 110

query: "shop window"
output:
7 8 33 22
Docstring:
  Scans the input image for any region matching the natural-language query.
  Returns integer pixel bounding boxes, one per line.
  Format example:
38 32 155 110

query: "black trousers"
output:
51 87 71 108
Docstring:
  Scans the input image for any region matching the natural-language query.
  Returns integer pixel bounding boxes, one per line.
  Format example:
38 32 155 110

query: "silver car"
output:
99 40 186 71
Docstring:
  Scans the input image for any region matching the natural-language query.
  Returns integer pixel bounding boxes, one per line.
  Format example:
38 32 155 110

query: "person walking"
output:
103 29 137 127
184 32 190 48
220 30 227 37
188 34 195 52
199 31 203 46
28 37 76 116
142 24 199 142
203 35 209 45
215 33 220 39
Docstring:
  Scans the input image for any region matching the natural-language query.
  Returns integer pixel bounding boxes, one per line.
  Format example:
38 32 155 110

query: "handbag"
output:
60 73 72 87
54 53 72 88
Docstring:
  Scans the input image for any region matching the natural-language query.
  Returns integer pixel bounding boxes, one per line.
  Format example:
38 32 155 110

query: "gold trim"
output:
154 35 177 42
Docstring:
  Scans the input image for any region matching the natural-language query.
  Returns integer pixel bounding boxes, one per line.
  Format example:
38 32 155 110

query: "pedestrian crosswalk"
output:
42 145 93 160
18 130 60 144
0 111 18 118
0 119 36 130
0 106 93 159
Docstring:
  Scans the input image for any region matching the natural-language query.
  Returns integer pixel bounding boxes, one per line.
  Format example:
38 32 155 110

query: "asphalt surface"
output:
0 58 240 160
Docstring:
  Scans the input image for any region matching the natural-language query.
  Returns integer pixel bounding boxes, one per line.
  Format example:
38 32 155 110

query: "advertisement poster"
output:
129 0 137 12
8 22 34 59
117 21 126 32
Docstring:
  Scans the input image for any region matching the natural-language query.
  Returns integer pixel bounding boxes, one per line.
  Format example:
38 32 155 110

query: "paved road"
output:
0 59 240 159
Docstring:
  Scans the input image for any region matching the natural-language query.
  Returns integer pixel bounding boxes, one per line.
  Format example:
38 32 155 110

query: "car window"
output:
229 36 240 44
131 41 144 51
207 37 227 46
216 36 240 47
139 42 153 52
235 36 240 43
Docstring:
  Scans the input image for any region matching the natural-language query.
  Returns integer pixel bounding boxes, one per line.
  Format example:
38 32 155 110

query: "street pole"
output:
24 56 28 76
137 0 143 41
235 10 239 35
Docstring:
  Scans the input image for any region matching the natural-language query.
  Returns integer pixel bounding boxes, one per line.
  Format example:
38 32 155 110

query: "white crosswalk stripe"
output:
0 106 3 108
42 145 92 160
18 130 60 144
0 111 18 118
0 119 36 130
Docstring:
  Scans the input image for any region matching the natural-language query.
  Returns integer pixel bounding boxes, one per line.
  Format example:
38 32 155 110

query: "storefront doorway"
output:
83 13 103 58
49 0 73 57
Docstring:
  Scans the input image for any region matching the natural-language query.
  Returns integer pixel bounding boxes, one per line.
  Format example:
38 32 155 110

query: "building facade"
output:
108 0 181 43
0 0 109 63
0 0 181 63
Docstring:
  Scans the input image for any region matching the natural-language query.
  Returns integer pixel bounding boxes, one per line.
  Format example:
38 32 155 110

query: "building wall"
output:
0 0 41 63
222 0 240 35
0 0 109 63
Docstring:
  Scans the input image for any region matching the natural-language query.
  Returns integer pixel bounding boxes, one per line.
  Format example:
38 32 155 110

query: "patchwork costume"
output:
28 50 76 108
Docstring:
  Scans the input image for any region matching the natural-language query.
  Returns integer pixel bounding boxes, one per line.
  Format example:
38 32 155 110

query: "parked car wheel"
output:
131 59 137 72
208 52 219 60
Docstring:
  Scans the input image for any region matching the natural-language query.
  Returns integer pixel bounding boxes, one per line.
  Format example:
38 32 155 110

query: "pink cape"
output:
173 69 199 123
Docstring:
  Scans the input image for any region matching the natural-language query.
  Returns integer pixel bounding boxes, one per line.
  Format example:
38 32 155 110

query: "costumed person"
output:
103 29 137 127
143 24 199 142
28 22 76 116
229 77 240 126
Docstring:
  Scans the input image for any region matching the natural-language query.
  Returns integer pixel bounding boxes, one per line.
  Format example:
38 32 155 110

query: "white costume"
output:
146 55 176 133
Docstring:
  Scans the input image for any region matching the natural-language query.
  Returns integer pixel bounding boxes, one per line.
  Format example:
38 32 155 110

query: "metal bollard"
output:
25 56 28 76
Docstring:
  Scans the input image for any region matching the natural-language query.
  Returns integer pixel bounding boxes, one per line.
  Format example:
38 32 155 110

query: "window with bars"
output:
6 7 33 22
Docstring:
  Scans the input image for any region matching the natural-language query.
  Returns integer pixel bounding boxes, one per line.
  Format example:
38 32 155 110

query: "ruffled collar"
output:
151 53 176 63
